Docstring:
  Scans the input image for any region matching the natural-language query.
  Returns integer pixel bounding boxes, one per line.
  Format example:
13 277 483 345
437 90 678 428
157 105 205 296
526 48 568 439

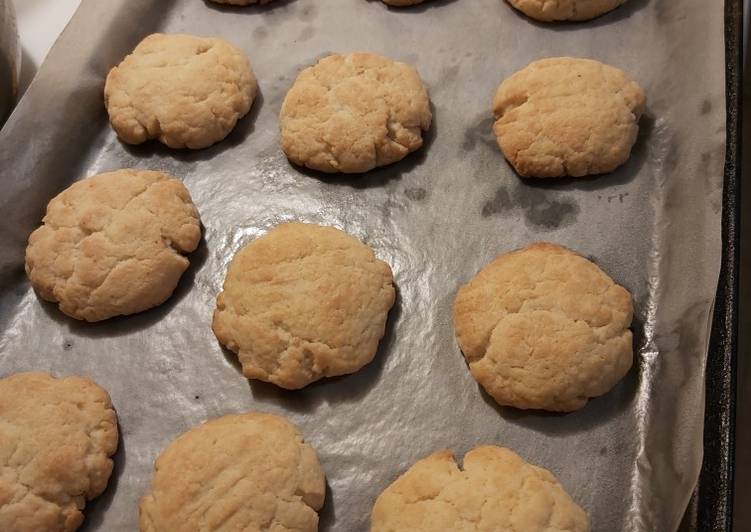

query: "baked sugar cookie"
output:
139 413 325 532
104 33 256 149
371 446 589 532
0 372 119 532
453 242 633 411
25 169 201 322
507 0 626 21
280 52 432 173
492 57 645 178
212 222 395 389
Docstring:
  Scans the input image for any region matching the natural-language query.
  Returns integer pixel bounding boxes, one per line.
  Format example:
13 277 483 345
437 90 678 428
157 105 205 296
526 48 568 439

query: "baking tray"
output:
680 1 742 530
0 0 734 530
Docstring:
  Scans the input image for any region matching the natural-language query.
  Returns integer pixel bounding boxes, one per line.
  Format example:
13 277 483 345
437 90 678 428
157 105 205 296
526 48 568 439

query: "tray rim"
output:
692 0 742 530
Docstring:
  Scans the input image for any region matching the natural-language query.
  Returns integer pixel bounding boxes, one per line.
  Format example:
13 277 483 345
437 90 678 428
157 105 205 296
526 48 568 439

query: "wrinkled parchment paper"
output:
0 0 726 530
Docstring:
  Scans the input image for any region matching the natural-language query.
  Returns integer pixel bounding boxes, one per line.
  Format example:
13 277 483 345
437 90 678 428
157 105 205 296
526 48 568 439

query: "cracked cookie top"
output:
139 413 325 532
453 242 633 412
0 372 119 532
507 0 626 21
212 222 395 389
279 52 432 173
104 33 256 149
492 57 645 178
25 169 202 322
371 446 590 532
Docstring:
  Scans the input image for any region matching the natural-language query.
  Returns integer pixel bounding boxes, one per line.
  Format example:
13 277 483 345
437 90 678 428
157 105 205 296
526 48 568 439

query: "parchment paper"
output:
0 0 727 530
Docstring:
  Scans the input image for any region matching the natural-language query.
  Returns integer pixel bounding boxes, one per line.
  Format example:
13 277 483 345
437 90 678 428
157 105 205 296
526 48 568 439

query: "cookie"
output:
25 169 201 322
139 412 325 532
104 33 256 149
212 222 395 389
371 446 590 531
280 52 432 173
453 242 633 411
507 0 626 21
0 372 119 532
492 57 645 178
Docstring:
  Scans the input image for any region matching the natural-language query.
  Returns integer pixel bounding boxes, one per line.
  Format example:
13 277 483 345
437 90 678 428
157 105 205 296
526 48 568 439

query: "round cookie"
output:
25 169 201 322
453 242 633 412
507 0 626 21
371 446 590 531
212 222 395 389
104 33 256 149
492 57 645 178
280 52 432 173
139 412 325 532
0 372 119 532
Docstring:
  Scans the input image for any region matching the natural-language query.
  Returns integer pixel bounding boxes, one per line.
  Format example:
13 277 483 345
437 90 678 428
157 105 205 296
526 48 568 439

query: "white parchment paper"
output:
0 0 726 530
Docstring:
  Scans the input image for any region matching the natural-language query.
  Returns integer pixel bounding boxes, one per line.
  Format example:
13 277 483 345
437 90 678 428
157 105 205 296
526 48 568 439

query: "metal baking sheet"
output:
686 1 742 530
0 0 727 530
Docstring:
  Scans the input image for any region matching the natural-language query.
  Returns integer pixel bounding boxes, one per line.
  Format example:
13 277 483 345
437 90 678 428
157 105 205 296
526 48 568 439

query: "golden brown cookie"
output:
371 446 590 531
0 372 119 532
25 169 201 322
507 0 626 21
212 222 395 389
492 57 645 178
139 412 325 532
280 52 432 173
453 242 633 411
104 33 256 149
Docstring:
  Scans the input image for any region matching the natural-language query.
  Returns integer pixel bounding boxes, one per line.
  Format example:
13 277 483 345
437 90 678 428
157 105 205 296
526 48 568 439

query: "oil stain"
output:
296 26 315 43
663 137 680 175
404 187 427 201
481 186 579 230
463 116 496 152
654 1 686 24
252 26 269 40
700 99 712 115
661 303 707 394
298 3 317 20
380 196 398 219
699 147 724 213
700 152 712 173
440 64 460 85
